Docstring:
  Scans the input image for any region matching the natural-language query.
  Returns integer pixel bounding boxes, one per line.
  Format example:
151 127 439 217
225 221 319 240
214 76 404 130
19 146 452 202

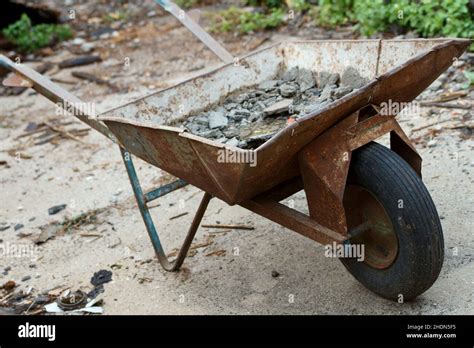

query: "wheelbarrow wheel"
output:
341 142 444 301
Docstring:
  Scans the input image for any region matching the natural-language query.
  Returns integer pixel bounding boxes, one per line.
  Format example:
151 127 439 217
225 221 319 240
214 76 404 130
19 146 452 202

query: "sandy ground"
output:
0 13 473 314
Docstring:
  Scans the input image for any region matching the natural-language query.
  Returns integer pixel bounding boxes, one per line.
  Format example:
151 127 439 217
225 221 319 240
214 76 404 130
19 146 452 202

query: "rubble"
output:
180 66 365 149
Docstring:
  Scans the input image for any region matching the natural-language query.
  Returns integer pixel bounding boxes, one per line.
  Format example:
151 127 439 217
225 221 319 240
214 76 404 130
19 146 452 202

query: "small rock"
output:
194 116 209 126
0 223 10 232
282 67 299 81
48 204 67 215
223 128 239 138
263 98 293 117
271 270 280 278
318 71 339 88
234 108 251 117
197 129 223 139
91 269 113 286
1 280 16 291
429 79 443 91
81 42 95 53
225 137 239 147
319 84 336 102
208 111 228 129
72 38 85 45
279 83 297 98
296 68 315 92
224 102 239 111
21 276 31 282
341 67 367 89
333 86 353 99
35 223 62 244
14 224 24 231
258 80 278 91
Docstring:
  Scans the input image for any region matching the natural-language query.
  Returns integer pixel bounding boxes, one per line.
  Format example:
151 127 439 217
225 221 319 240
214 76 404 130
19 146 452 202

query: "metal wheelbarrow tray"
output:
1 3 470 300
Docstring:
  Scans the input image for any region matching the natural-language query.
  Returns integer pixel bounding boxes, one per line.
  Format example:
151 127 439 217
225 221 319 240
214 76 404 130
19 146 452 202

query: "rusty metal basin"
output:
98 39 470 205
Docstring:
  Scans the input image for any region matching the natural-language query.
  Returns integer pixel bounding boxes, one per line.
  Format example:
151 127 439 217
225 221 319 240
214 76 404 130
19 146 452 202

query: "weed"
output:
3 14 73 53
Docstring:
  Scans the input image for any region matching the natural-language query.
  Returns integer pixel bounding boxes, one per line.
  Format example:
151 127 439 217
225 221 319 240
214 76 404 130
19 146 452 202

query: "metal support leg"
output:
120 147 212 271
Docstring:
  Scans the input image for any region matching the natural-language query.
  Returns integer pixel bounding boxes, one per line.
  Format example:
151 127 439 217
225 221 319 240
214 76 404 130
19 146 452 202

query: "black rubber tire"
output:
341 142 444 301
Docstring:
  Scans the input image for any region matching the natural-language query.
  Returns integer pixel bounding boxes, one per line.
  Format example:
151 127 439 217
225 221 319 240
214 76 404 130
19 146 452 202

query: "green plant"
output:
315 0 354 26
175 0 199 9
313 0 474 41
3 14 73 53
465 71 474 87
245 0 285 8
102 10 129 23
208 6 285 34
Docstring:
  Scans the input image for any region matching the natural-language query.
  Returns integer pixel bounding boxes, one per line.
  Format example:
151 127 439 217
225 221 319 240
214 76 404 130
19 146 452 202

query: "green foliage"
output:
175 0 199 9
313 0 474 41
315 0 354 26
102 10 129 23
245 0 285 8
3 14 73 53
465 71 474 86
208 6 285 34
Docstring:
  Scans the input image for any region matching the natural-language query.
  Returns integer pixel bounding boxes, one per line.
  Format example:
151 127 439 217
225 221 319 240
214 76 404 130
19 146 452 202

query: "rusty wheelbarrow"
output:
0 1 470 301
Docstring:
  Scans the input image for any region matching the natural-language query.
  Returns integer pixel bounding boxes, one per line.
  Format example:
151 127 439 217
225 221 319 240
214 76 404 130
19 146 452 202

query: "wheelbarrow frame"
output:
0 0 469 274
116 102 419 271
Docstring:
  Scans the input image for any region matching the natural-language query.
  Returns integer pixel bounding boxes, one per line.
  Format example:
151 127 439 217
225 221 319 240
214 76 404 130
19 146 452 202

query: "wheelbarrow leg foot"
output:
120 147 212 272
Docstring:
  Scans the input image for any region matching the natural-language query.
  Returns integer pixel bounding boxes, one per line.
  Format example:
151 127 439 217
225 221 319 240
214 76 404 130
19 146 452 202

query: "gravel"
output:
179 66 367 149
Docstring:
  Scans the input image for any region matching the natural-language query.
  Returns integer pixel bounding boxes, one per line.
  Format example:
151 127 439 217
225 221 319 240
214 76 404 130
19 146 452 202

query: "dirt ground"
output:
0 1 473 315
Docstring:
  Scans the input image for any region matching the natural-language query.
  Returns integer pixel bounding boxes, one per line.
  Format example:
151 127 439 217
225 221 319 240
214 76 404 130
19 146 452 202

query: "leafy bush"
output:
208 6 285 34
175 0 199 9
245 0 285 8
315 0 354 26
3 14 73 53
314 0 474 40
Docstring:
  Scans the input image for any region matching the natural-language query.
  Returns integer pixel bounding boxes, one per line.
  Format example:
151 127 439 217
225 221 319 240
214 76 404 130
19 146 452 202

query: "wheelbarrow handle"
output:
155 0 234 64
0 55 117 143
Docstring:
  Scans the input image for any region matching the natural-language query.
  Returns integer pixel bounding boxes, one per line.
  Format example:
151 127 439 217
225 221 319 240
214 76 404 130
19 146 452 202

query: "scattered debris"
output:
106 237 121 248
169 212 189 220
1 280 16 291
202 224 254 230
205 249 226 257
418 102 471 110
138 277 153 284
35 223 62 244
48 204 67 215
58 55 102 69
57 290 87 310
16 119 91 145
87 285 105 299
90 270 113 287
71 71 118 91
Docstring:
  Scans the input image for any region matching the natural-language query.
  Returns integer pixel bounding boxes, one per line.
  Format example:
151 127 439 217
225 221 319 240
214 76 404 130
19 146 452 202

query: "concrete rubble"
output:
180 66 367 149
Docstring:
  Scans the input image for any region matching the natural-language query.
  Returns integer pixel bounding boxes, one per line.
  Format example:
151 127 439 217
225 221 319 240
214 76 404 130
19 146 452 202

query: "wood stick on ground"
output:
169 212 189 220
422 91 469 103
419 102 471 110
201 224 254 230
411 119 453 132
71 71 118 91
44 121 87 144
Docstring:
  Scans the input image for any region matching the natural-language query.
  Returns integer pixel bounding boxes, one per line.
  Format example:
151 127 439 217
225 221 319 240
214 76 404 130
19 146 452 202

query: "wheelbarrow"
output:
0 0 470 301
